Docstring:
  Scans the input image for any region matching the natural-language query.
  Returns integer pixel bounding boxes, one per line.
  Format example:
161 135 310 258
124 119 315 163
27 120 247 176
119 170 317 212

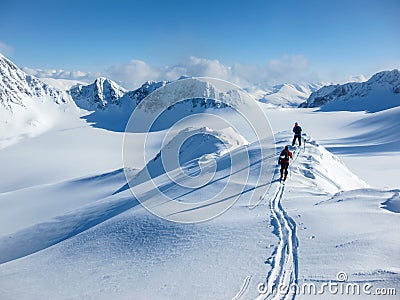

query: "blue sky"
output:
1 0 399 88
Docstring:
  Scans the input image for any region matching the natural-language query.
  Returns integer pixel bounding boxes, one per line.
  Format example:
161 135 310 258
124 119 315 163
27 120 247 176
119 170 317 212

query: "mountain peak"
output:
125 80 168 106
0 54 76 148
69 77 126 111
368 69 400 85
0 53 69 112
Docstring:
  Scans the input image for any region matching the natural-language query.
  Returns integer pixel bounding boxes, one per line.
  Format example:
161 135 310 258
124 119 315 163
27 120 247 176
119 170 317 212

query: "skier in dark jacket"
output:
292 122 302 146
278 145 293 181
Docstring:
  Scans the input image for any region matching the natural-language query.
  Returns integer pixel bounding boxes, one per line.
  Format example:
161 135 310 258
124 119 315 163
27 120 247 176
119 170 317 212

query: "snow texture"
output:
0 53 399 299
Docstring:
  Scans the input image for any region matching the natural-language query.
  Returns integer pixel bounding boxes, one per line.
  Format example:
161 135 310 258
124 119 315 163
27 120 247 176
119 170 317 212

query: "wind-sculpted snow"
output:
0 168 134 263
325 106 400 155
318 188 400 214
130 126 248 187
1 128 398 299
381 191 400 213
123 77 276 222
255 132 386 300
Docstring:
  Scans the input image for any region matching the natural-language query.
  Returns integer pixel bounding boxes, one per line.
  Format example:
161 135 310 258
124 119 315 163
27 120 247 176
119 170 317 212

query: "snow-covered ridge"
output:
258 82 327 107
125 80 168 106
69 78 170 114
131 126 248 186
136 78 242 114
69 77 230 114
0 130 368 263
300 69 400 111
0 54 70 112
71 78 235 132
274 131 368 194
70 76 244 115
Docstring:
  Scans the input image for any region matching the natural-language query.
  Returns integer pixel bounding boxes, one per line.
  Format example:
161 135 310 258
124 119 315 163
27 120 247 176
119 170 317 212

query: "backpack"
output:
279 150 289 163
294 126 302 135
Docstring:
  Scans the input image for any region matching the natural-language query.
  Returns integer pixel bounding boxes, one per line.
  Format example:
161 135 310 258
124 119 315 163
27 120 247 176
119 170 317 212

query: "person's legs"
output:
280 164 284 179
283 163 289 180
293 135 302 146
292 136 296 146
297 135 301 146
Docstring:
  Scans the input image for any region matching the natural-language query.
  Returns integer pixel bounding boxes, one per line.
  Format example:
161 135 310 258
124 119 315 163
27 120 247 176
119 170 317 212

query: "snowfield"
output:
0 61 399 299
0 107 399 299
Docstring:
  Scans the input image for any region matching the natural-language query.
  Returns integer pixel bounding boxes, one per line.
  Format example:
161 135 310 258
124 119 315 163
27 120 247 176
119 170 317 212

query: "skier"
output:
292 122 302 147
278 145 293 181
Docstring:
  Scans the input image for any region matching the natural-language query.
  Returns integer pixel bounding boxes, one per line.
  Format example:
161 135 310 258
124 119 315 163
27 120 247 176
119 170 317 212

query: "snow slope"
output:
1 122 398 299
263 107 400 190
281 146 399 299
322 106 400 154
129 126 248 187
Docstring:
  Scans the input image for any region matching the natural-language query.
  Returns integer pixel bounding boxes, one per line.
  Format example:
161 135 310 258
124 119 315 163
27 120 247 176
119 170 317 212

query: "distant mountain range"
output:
299 69 400 112
257 82 327 107
1 52 399 146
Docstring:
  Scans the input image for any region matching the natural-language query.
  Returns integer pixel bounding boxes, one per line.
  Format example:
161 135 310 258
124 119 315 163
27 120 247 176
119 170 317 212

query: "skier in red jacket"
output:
278 145 293 181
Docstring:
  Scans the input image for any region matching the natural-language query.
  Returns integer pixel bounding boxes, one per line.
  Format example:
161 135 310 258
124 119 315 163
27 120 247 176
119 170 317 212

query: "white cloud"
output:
22 67 100 83
102 57 245 88
24 54 322 90
0 41 13 56
268 54 308 72
344 74 367 83
180 57 232 79
158 57 246 86
266 54 310 82
102 55 315 89
106 59 160 88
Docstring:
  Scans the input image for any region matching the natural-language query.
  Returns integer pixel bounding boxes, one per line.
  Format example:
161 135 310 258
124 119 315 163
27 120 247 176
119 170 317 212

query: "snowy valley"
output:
0 53 399 299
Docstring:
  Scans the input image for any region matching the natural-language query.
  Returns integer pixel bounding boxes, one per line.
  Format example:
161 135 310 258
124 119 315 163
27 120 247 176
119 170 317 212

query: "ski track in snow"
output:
257 147 301 300
232 275 252 300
